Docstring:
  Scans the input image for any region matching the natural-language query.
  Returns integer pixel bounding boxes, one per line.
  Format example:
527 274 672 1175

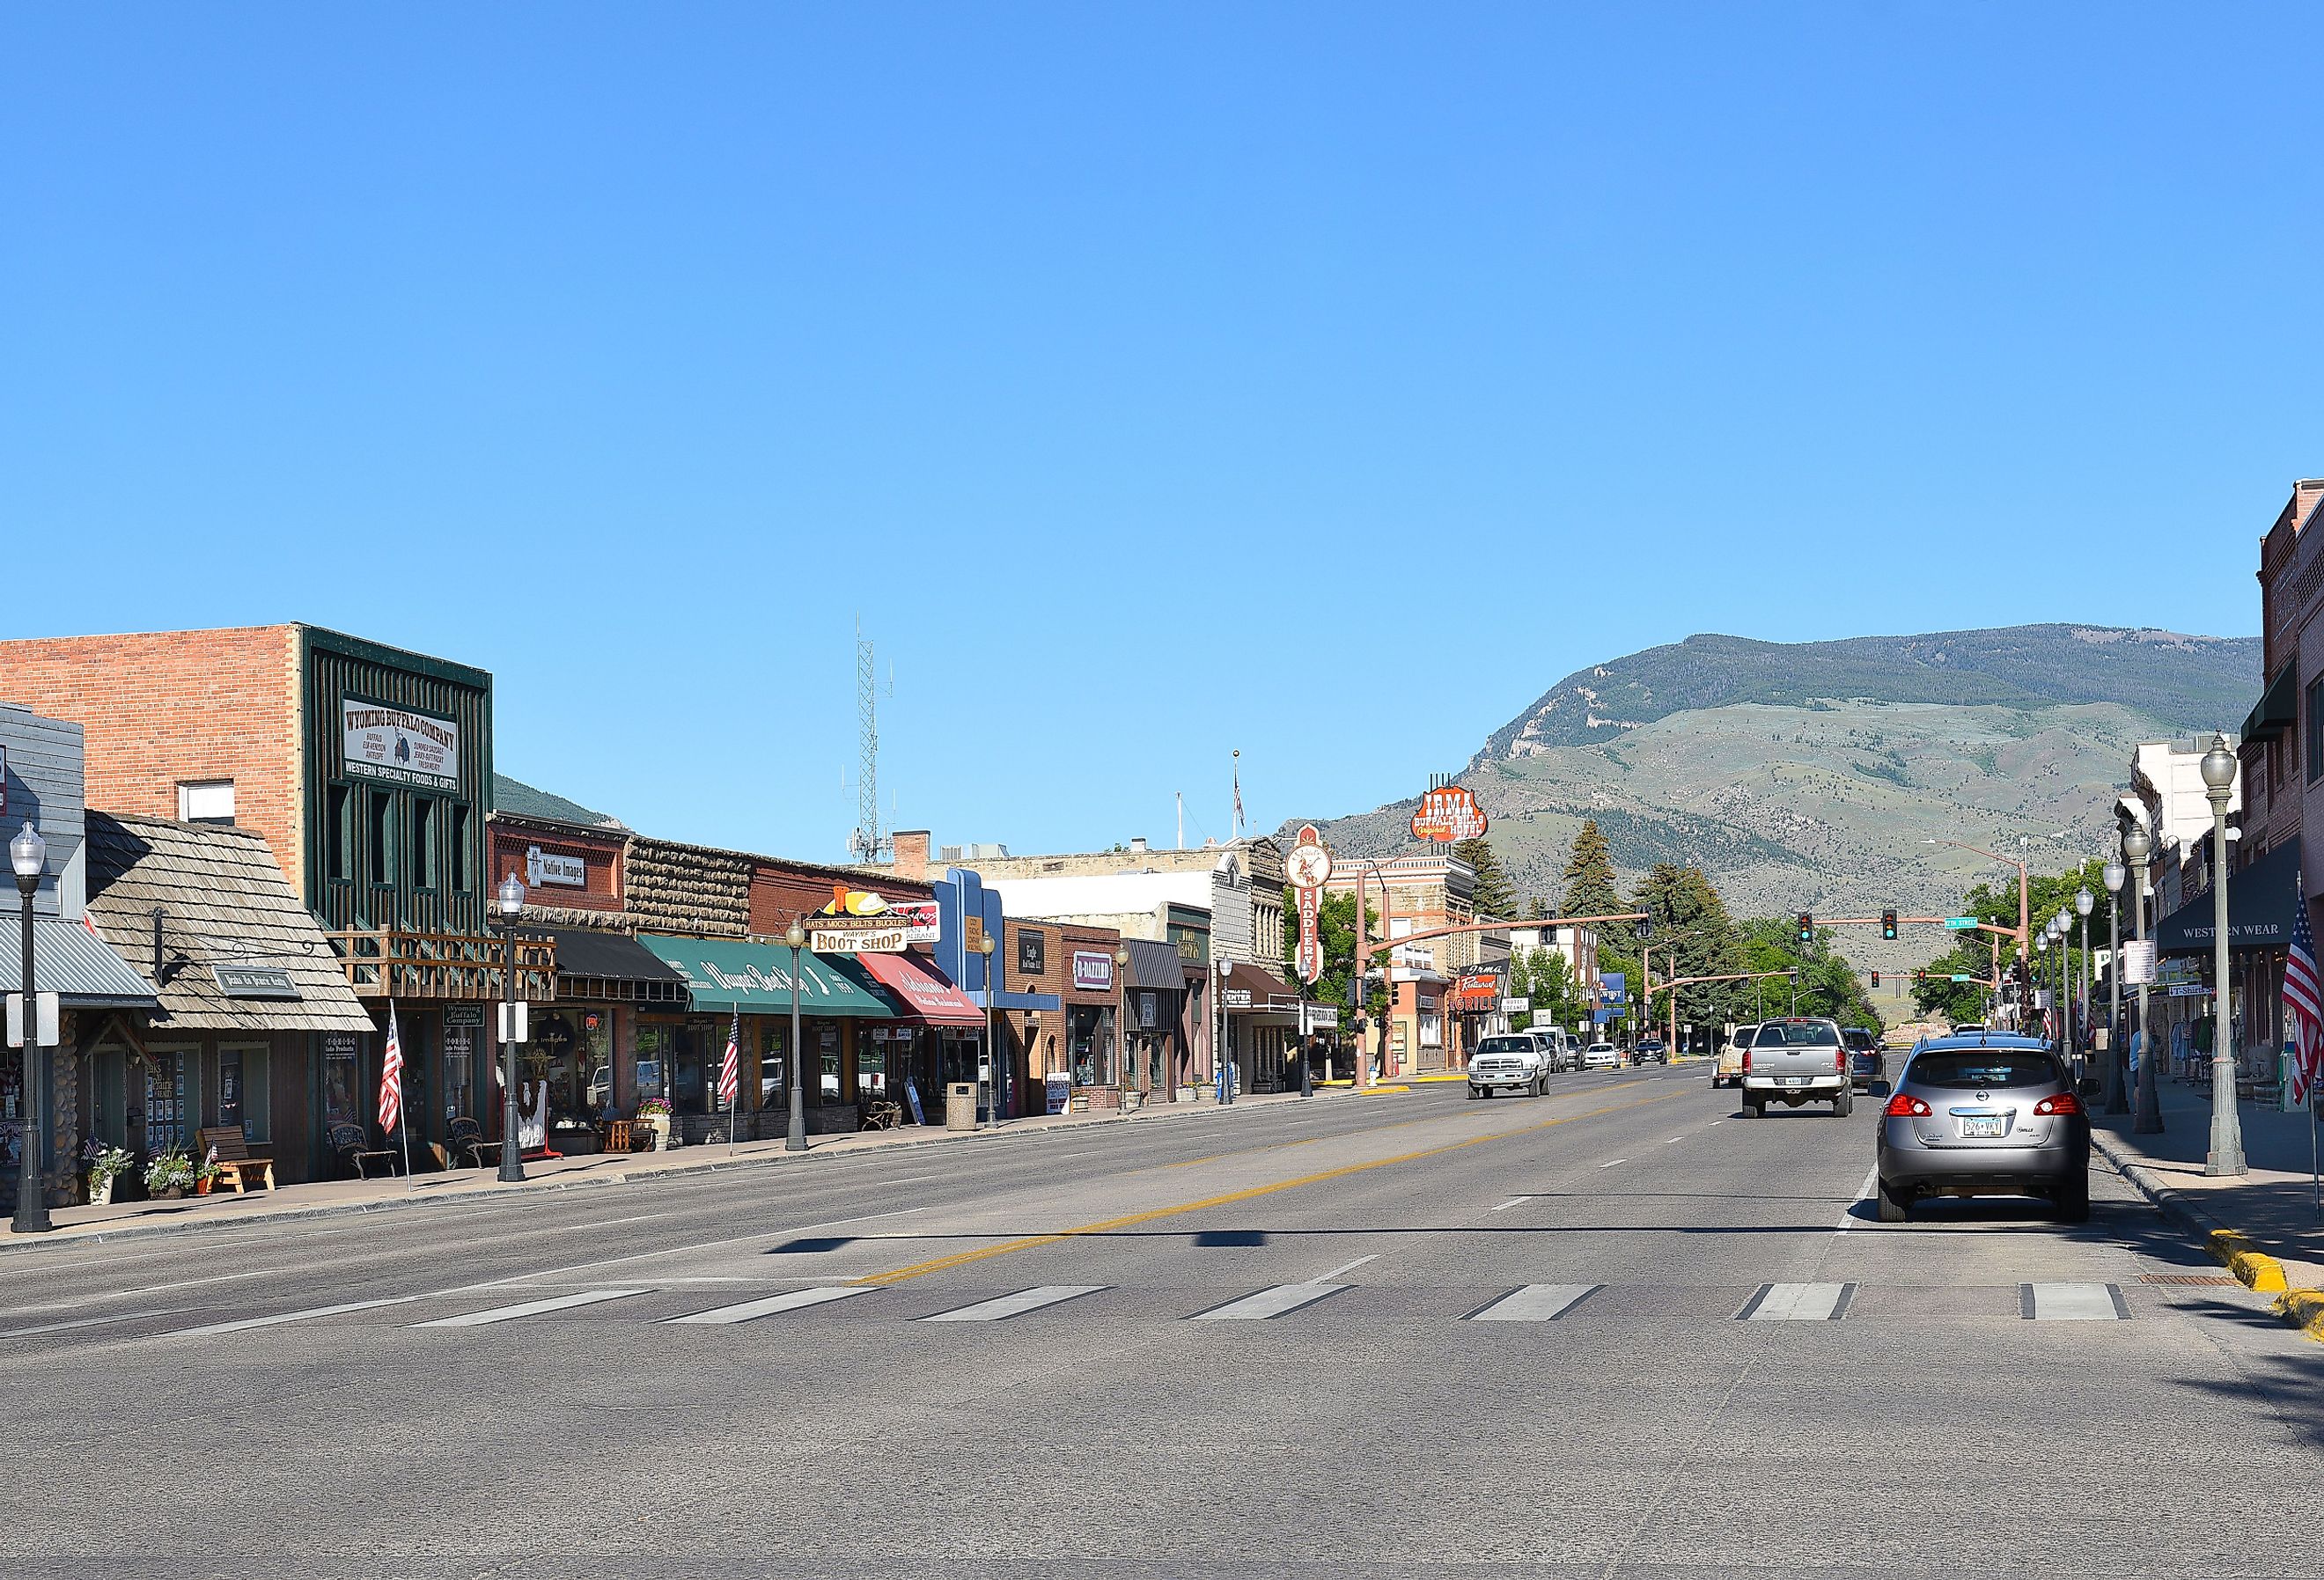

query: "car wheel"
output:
1467 1086 1480 1101
1834 1091 1853 1118
1876 1178 1910 1224
1740 1099 1761 1118
2053 1174 2091 1224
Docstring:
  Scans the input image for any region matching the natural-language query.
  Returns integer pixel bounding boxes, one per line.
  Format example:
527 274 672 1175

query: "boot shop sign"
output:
342 700 460 789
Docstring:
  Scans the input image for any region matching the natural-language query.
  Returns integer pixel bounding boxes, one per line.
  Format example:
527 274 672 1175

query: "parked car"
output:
1875 1033 2089 1222
1530 1030 1577 1072
1739 1017 1850 1117
1581 1041 1622 1071
1716 1024 1759 1088
1632 1038 1668 1066
1469 1034 1550 1099
1842 1027 1882 1091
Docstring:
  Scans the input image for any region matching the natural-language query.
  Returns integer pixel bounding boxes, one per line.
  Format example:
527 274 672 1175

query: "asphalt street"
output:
4 1064 2319 1579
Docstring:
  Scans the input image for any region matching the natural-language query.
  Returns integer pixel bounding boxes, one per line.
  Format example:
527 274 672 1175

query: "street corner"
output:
2209 1228 2291 1292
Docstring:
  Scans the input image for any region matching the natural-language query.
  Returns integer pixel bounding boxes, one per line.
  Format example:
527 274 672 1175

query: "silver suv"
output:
1876 1035 2089 1222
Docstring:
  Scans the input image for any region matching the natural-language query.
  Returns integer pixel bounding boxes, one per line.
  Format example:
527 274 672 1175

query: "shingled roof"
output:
83 812 376 1033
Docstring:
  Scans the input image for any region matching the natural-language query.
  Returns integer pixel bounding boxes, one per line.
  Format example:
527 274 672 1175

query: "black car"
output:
1631 1039 1668 1066
1842 1027 1882 1091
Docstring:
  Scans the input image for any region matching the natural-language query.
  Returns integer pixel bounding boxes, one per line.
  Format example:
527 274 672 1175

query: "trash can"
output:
945 1082 977 1132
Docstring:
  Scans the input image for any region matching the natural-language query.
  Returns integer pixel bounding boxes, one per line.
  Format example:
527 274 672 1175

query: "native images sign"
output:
342 700 459 788
1409 784 1487 843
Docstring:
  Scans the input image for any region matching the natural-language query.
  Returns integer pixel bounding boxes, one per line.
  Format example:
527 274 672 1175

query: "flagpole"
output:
388 1001 413 1189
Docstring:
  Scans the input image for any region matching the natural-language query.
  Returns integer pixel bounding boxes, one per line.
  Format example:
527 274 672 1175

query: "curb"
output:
2091 1128 2316 1341
0 1086 1376 1257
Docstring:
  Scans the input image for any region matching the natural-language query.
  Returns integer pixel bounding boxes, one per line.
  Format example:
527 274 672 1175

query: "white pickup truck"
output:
1468 1034 1549 1099
1739 1017 1852 1118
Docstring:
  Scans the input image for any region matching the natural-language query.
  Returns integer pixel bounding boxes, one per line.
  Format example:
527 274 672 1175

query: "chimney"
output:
892 830 931 881
1129 836 1148 854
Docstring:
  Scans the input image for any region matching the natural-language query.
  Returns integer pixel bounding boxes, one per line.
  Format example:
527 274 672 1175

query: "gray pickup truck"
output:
1739 1017 1852 1117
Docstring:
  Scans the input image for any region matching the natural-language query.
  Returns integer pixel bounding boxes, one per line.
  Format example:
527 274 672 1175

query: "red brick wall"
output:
488 819 627 911
748 863 933 936
0 627 304 889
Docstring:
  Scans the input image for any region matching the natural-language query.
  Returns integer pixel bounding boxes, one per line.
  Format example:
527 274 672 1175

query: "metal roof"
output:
0 916 159 1010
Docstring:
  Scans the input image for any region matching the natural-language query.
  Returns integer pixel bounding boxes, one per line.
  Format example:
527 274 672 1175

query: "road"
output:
4 1065 2319 1579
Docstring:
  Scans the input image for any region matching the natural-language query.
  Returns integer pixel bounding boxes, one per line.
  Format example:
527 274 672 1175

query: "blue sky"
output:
6 5 2318 862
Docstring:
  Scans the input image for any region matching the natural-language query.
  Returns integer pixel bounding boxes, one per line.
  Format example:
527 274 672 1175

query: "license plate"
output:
1781 1076 1808 1087
1959 1115 2004 1138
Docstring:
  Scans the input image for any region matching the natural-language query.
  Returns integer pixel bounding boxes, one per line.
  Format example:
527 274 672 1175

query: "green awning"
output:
634 935 902 1017
2243 663 2296 743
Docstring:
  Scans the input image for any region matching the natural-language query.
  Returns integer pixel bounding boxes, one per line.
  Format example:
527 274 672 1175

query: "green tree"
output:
1909 856 2108 1025
1283 887 1388 1021
1630 863 1747 1042
1455 836 1518 922
1560 819 1622 922
1735 916 1886 1031
1507 946 1578 1034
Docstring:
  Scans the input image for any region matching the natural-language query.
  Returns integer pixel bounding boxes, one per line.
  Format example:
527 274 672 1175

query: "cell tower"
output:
847 618 893 864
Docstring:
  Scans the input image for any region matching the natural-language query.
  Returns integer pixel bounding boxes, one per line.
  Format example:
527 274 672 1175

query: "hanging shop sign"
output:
1289 823 1329 985
1071 950 1114 992
526 845 587 888
1452 971 1499 1009
342 700 460 789
212 965 298 1000
890 900 941 944
1017 929 1046 976
809 922 908 954
1224 988 1254 1009
1409 783 1487 842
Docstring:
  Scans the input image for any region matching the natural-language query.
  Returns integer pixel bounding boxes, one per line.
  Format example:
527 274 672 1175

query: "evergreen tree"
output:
1559 819 1622 922
1631 863 1747 1039
1455 836 1518 921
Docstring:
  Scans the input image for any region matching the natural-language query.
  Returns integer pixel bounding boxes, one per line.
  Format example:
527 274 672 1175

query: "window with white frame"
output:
178 780 235 826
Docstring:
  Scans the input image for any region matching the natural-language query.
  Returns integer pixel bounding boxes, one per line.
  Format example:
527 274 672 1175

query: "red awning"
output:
854 952 986 1026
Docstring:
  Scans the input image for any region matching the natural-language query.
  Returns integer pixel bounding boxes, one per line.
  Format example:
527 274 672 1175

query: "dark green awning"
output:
634 935 901 1016
2243 663 2295 743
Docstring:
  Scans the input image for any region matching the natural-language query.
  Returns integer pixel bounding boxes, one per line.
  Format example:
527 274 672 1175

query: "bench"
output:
195 1126 275 1193
327 1122 401 1179
447 1116 502 1171
859 1100 903 1132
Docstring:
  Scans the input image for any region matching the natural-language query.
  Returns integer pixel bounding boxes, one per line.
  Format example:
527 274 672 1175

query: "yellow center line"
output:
855 1080 1679 1286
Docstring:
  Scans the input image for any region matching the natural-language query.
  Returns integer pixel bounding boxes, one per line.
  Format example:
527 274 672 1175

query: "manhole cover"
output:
2139 1274 2238 1286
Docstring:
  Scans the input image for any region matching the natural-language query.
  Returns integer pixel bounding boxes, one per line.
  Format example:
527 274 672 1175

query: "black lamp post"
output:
11 820 49 1234
496 872 528 1183
785 920 807 1152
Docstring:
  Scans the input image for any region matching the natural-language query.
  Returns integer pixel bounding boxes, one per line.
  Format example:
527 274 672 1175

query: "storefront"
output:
2153 836 2299 1087
1000 919 1126 1113
852 950 986 1122
635 933 903 1138
1447 966 1503 1069
496 928 689 1151
1122 939 1192 1102
1220 961 1305 1094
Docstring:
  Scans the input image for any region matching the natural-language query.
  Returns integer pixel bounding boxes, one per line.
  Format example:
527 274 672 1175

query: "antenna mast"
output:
849 618 893 864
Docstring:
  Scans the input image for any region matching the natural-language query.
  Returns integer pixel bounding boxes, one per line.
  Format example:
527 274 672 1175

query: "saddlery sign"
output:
342 700 460 788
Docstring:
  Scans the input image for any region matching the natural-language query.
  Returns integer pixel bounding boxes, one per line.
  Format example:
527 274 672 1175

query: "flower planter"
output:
87 1178 115 1208
194 1176 215 1197
152 1185 187 1202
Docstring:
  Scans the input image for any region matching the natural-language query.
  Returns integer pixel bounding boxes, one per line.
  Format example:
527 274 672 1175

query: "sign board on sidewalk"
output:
1944 916 1979 931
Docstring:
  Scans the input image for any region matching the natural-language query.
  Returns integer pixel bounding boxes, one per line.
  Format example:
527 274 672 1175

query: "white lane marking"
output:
2023 1282 2127 1321
1466 1284 1599 1322
171 1297 423 1337
1317 1254 1379 1281
1190 1283 1349 1320
1740 1282 1854 1321
1600 1158 1626 1169
872 1174 953 1189
665 1286 872 1324
1489 1197 1527 1213
1709 1120 1724 1127
919 1285 1105 1322
1836 1165 1879 1231
0 1306 195 1339
412 1289 644 1327
1665 1136 1684 1144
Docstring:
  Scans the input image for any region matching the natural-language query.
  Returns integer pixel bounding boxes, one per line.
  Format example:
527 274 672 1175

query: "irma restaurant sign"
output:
342 700 460 789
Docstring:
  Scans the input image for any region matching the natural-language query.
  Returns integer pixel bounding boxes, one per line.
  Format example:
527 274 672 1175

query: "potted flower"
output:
193 1151 221 1196
635 1097 673 1150
83 1143 134 1207
143 1148 196 1201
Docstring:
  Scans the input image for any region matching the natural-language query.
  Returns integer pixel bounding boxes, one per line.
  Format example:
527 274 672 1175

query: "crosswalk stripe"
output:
1739 1282 1855 1321
1189 1282 1348 1320
171 1297 421 1337
664 1287 871 1325
2020 1282 2128 1321
920 1286 1107 1322
411 1289 644 1328
1465 1284 1600 1322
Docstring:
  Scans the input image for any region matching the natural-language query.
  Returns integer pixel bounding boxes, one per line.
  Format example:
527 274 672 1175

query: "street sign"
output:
1944 916 1978 931
2166 983 2210 998
1500 996 1531 1013
1947 974 1975 983
4 991 60 1048
2122 940 2158 985
1409 783 1487 842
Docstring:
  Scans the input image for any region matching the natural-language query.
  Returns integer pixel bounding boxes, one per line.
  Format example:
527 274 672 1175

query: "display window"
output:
1067 1005 1117 1087
520 1009 611 1125
217 1044 271 1143
758 1022 789 1106
144 1048 193 1153
323 1033 364 1130
818 1022 842 1101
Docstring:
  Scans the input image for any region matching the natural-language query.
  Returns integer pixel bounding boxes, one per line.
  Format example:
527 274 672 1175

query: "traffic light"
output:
1634 918 1652 941
1871 970 1881 988
1880 908 1898 941
1796 913 1813 944
1914 969 1926 984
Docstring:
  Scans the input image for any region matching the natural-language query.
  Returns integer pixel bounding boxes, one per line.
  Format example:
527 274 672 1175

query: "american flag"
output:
378 1002 405 1135
717 1009 740 1110
2284 895 2323 1107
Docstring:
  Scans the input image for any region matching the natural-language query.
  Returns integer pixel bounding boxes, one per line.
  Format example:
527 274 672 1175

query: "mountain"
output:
1291 625 2260 970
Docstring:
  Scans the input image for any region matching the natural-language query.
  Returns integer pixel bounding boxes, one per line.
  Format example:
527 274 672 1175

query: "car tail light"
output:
1834 1047 1847 1073
1741 1046 1753 1075
2034 1093 2081 1116
1884 1092 1931 1117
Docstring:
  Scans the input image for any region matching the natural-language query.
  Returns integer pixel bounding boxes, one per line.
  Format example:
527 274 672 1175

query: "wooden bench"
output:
195 1126 275 1193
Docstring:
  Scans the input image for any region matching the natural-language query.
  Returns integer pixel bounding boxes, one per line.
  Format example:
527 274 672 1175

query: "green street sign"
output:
1948 974 1975 983
1944 916 1979 930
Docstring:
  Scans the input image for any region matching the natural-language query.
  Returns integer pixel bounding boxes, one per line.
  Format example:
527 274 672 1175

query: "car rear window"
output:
1477 1037 1531 1055
1755 1022 1840 1047
1907 1051 2062 1090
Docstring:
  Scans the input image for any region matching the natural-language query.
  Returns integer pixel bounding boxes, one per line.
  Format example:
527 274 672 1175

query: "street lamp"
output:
1113 945 1130 1106
11 821 49 1234
2199 733 2246 1176
977 933 999 1132
2035 931 2050 1042
2123 819 2161 1134
495 872 527 1183
785 920 808 1152
2102 856 2127 1114
1217 956 1235 1106
2072 887 2094 1085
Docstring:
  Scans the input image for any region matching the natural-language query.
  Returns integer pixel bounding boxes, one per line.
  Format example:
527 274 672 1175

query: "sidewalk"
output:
0 1085 1356 1254
2091 1075 2324 1292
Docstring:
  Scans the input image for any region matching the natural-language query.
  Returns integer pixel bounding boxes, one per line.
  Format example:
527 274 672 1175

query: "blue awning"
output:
2155 836 2301 956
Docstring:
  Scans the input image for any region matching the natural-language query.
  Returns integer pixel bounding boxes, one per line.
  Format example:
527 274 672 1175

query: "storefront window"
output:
145 1050 190 1153
217 1045 271 1143
860 1035 887 1098
664 1020 716 1116
1067 1005 1117 1086
322 1033 363 1131
818 1023 842 1101
521 1010 611 1126
759 1022 788 1106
